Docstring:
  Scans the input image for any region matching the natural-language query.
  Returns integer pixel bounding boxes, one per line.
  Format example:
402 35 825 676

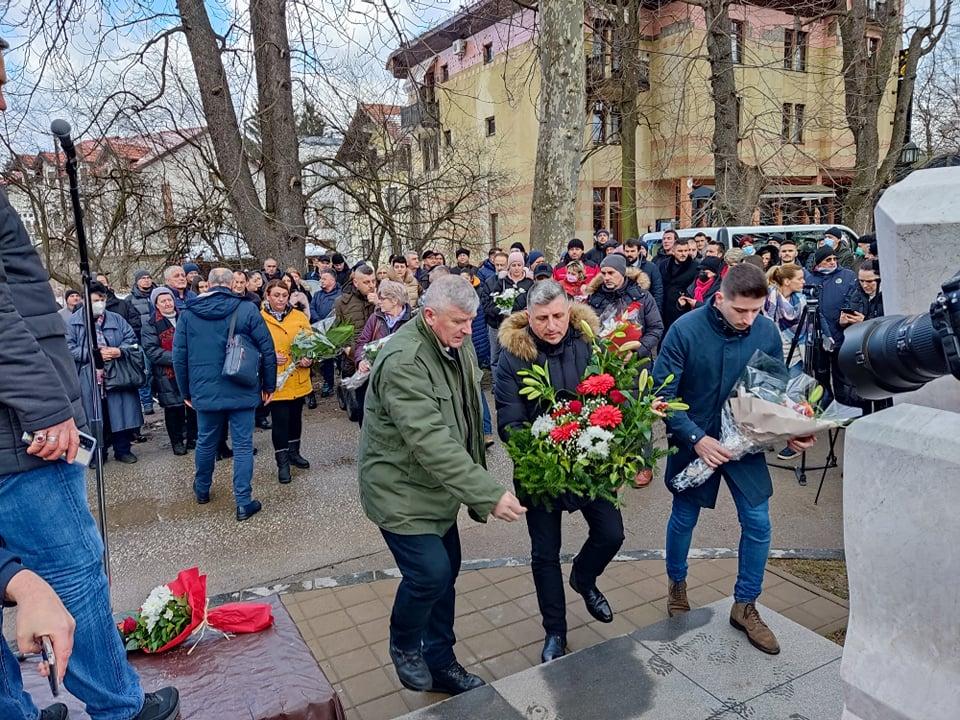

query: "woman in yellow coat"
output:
262 280 314 483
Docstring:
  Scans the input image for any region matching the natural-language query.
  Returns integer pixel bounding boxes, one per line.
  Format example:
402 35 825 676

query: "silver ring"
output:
45 435 59 443
34 434 46 444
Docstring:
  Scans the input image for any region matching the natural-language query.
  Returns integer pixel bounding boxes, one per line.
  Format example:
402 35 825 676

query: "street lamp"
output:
899 141 920 166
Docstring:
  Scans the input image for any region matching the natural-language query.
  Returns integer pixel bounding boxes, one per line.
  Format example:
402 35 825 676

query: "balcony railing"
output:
400 100 440 130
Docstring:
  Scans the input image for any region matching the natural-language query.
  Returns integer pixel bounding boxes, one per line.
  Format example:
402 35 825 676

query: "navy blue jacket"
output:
653 301 783 509
804 267 858 347
173 288 277 411
166 285 197 311
0 547 23 601
476 258 497 284
309 285 341 322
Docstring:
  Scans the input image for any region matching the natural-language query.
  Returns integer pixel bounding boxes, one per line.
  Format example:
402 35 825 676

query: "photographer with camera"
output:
0 38 179 720
804 246 858 401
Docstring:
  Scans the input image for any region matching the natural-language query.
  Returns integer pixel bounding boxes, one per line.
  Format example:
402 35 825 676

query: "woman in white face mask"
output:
65 283 144 463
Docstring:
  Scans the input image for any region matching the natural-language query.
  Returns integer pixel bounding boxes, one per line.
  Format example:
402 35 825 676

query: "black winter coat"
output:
804 267 858 347
660 257 699 330
482 273 533 328
127 285 155 341
0 188 86 475
587 279 664 359
141 311 185 408
105 291 141 340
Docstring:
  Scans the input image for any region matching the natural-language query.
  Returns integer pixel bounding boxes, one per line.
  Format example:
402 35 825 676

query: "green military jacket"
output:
359 313 504 535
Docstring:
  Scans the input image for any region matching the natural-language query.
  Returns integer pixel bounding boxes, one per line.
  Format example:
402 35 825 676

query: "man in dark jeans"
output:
495 280 625 664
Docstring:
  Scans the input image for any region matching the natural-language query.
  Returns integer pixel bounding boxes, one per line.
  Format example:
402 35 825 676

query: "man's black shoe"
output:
255 417 271 430
320 384 333 398
236 500 262 521
541 633 567 663
429 661 486 696
172 442 187 456
570 572 613 623
193 482 210 504
40 703 69 720
185 439 196 450
306 392 317 409
216 446 233 461
133 687 180 720
115 452 138 464
388 643 432 691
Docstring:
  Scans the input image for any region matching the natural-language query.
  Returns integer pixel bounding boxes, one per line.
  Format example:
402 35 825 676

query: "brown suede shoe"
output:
667 580 690 617
730 602 780 655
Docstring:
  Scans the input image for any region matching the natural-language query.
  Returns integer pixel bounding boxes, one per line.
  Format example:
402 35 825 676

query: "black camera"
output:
839 270 960 399
801 284 820 307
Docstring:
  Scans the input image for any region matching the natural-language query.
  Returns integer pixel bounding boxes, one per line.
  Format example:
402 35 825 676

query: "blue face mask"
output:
741 245 756 256
823 237 836 249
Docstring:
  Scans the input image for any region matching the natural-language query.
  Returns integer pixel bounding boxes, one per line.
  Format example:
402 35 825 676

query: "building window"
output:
440 64 449 82
485 116 496 137
735 95 743 138
731 20 744 64
444 129 452 147
609 187 622 244
782 103 805 144
792 103 805 143
867 37 880 63
490 212 498 245
421 135 440 171
782 103 792 143
784 30 808 72
591 101 607 144
483 43 494 64
593 187 607 233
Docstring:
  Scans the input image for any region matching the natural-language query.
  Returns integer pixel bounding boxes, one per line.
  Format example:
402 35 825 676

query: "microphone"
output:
50 119 76 157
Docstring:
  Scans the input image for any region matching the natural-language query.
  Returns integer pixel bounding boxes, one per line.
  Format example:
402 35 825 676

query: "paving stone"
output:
454 611 496 639
689 560 731 583
780 605 826 631
514 591 542 616
626 576 670 603
396 683 525 719
463 629 516 662
604 584 644 612
607 560 651 584
308 609 354 638
686 583 728 607
496 573 536 599
498 616 546 648
313 626 368 657
345 598 391 625
356 618 391 644
736 658 843 719
766 580 819 606
453 597 476 617
455 570 488 593
335 583 379 607
479 600 527 626
594 613 640 640
340 666 397 706
369 578 400 598
398 688 448 712
295 589 342 620
354 691 411 720
632 598 841 705
566 623 605 651
481 649 534 680
462 584 511 610
795 596 847 625
329 646 381 680
479 566 524 583
623 602 669 629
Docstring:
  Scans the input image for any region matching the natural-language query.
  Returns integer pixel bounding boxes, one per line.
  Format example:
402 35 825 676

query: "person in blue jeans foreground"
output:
0 36 179 719
173 268 277 522
653 264 815 655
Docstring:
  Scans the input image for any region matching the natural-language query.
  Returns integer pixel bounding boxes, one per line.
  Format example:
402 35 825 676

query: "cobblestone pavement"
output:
94 391 845 611
284 558 849 720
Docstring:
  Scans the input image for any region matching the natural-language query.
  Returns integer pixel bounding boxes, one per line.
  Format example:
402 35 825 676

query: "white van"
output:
641 224 859 251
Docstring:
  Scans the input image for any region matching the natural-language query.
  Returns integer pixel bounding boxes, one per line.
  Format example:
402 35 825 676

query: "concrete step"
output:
398 597 843 719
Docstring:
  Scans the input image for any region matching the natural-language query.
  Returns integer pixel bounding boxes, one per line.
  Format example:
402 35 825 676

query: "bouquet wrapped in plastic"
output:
341 334 395 391
275 317 355 391
669 351 861 492
491 287 525 315
117 567 274 654
598 301 645 351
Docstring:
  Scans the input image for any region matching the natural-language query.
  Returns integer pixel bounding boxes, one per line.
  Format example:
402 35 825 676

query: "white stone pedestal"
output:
841 403 960 720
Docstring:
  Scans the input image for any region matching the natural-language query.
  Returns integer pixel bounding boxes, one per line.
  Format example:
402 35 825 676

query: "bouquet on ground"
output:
669 351 862 492
118 567 274 653
341 334 395 390
491 287 524 315
275 317 355 391
505 319 688 508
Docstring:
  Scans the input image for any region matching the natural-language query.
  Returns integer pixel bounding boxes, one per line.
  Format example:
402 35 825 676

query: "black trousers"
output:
270 397 304 451
163 405 197 446
525 498 625 635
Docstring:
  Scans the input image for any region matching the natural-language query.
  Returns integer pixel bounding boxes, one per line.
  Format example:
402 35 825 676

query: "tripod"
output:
767 297 841 501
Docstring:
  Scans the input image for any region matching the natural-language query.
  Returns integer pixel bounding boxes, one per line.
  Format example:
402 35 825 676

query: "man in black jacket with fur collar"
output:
494 280 625 666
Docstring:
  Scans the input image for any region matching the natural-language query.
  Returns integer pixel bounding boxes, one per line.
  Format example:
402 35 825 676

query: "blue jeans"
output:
138 349 153 410
194 408 255 507
0 463 143 719
665 476 771 603
481 391 492 436
381 524 460 671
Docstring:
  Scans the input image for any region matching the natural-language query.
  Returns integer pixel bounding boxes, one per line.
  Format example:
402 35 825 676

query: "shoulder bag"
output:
222 307 261 387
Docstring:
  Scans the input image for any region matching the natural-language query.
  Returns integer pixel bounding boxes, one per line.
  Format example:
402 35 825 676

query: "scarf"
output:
385 308 407 330
693 277 714 303
155 311 178 379
266 305 289 323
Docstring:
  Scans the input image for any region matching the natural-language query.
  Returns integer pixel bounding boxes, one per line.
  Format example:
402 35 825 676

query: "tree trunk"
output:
702 0 763 225
619 0 641 241
529 0 585 259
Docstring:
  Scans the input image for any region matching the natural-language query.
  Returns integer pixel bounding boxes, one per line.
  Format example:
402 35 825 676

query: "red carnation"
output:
609 389 627 405
551 406 567 419
121 616 138 635
549 421 581 443
589 404 623 429
568 400 583 414
577 373 616 396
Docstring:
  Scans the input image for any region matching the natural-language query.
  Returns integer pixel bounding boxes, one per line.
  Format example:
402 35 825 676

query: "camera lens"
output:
839 313 949 399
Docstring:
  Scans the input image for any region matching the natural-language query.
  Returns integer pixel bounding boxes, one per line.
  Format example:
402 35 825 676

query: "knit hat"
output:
595 228 610 239
533 262 554 279
133 268 151 284
183 262 200 274
724 247 745 265
150 286 175 307
64 288 81 302
527 250 545 267
824 226 843 240
814 245 837 266
456 247 470 258
508 250 525 267
510 241 526 253
567 238 584 251
700 256 724 275
331 253 346 265
600 253 627 277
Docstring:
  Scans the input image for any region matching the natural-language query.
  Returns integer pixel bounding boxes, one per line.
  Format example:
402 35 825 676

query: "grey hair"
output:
320 268 338 282
208 267 235 288
376 279 407 306
527 280 569 309
429 266 450 281
163 265 184 282
421 275 479 314
353 264 375 277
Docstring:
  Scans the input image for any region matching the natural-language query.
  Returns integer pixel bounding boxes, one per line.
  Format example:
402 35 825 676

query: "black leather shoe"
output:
41 703 69 720
115 452 138 464
570 572 613 623
429 661 486 695
185 439 196 450
216 446 233 461
193 482 210 505
256 417 271 430
388 643 432 691
236 500 262 521
541 633 567 663
132 687 180 720
172 443 187 456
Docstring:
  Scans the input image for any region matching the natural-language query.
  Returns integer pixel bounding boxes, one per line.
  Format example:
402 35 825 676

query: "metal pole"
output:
52 120 111 583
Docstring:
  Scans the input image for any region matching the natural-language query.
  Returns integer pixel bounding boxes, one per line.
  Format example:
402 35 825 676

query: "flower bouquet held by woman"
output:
669 351 861 492
491 287 525 315
505 318 687 509
275 317 355 391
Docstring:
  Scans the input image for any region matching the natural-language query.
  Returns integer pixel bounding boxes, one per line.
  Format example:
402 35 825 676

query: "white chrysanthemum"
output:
531 414 556 437
140 585 174 630
576 426 614 458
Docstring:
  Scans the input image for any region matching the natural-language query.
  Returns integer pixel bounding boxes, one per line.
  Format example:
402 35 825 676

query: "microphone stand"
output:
52 120 111 583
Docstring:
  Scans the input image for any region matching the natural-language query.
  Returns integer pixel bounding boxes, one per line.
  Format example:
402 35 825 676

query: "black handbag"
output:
222 308 261 387
103 345 147 391
338 381 367 424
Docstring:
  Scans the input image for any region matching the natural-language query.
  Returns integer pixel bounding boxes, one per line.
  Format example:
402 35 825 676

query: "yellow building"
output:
387 0 895 248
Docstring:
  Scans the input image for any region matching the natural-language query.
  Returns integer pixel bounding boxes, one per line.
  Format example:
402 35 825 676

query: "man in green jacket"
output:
359 275 526 696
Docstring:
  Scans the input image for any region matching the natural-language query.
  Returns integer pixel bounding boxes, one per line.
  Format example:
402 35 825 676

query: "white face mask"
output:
91 301 106 317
